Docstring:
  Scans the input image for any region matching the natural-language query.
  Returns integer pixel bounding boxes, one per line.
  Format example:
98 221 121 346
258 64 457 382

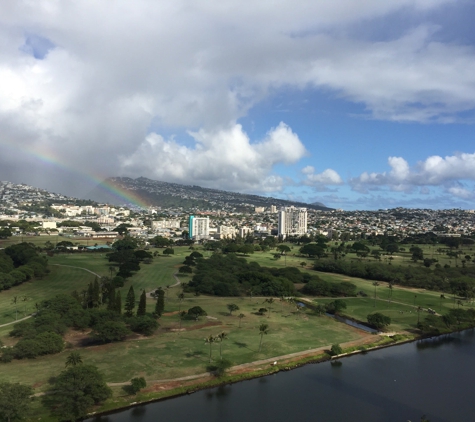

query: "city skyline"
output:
1 1 475 210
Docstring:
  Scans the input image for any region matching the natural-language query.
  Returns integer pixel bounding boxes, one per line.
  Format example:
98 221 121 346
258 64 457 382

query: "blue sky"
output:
0 0 474 210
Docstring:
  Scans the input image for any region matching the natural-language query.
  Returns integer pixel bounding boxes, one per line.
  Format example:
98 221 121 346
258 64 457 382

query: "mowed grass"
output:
0 245 462 395
238 249 466 331
0 247 191 326
0 293 363 391
0 265 95 325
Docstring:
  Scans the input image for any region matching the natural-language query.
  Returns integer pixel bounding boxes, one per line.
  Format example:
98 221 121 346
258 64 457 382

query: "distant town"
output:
1 180 474 243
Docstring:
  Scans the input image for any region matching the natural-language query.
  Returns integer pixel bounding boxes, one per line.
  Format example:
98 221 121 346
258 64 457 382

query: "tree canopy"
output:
43 364 112 421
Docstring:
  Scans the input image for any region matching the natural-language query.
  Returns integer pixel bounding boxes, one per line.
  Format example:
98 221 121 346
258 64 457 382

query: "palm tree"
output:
439 294 445 312
238 313 245 328
205 335 217 363
65 351 83 367
22 296 29 315
217 332 228 360
387 281 394 310
11 296 19 320
178 310 187 329
372 282 379 308
264 298 275 318
177 292 185 311
258 323 269 352
246 288 254 302
280 296 286 313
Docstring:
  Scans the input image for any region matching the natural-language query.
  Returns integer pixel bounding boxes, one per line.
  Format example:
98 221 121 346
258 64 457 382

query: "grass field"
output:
0 265 95 325
0 292 364 391
0 247 191 325
0 244 464 404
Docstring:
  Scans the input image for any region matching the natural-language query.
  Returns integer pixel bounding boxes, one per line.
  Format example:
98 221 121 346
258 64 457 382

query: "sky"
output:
1 0 475 210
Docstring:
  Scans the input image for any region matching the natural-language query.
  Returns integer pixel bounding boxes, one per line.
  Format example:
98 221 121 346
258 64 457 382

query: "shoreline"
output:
86 331 416 420
88 326 474 420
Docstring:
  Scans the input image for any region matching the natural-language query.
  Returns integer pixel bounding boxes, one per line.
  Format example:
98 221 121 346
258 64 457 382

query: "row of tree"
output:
313 259 475 296
1 287 165 363
0 242 49 292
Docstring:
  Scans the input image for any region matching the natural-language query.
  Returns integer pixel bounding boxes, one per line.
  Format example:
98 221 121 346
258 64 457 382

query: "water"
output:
88 330 475 422
325 312 378 333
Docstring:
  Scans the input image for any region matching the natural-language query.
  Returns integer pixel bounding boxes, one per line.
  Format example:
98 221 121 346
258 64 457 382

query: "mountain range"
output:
86 177 333 212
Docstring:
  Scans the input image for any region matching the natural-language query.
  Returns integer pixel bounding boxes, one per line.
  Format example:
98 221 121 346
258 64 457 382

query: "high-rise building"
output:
188 215 209 240
278 207 307 238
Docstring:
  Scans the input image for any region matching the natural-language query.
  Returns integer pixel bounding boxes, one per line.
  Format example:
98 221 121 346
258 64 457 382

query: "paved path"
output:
146 273 181 298
107 334 375 387
50 264 102 278
0 313 35 328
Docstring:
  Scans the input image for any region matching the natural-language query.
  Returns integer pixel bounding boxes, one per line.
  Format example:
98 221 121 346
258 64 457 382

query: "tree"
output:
0 382 33 422
238 313 245 328
264 298 275 318
207 358 232 378
205 335 217 363
11 296 19 320
179 265 193 274
125 286 135 317
367 312 391 330
129 315 159 336
127 377 146 395
107 287 116 311
65 351 83 367
330 344 343 356
258 323 269 352
326 299 347 315
177 292 185 311
179 310 187 329
43 364 112 421
137 290 146 316
163 248 175 255
372 281 380 308
92 277 101 307
314 304 326 316
151 236 172 248
0 227 12 239
188 306 207 321
115 290 122 314
277 245 291 255
227 303 239 316
216 331 228 360
386 243 399 255
154 289 165 318
92 320 129 343
410 246 424 262
300 243 326 258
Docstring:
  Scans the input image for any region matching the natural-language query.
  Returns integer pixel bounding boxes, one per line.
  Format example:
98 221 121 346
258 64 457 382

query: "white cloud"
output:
121 122 306 193
0 0 471 195
302 166 343 191
350 152 475 200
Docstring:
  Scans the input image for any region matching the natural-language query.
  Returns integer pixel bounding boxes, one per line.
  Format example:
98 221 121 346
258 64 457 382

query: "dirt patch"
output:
147 376 212 392
164 321 222 332
163 311 180 316
63 328 92 347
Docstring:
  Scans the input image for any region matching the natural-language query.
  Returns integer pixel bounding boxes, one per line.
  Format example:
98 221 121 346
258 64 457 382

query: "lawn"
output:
0 244 464 399
0 293 363 391
0 265 94 325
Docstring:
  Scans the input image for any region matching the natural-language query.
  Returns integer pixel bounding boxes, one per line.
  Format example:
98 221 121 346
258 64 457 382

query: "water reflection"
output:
416 335 459 350
325 313 378 333
86 331 475 422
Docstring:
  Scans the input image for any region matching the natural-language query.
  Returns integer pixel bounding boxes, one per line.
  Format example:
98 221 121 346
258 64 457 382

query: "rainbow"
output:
0 141 150 209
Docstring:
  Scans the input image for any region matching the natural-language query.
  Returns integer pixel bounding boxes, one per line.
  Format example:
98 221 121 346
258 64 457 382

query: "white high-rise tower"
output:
278 207 307 238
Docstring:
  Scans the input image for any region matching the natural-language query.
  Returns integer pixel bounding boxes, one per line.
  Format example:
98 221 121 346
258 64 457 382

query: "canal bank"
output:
87 329 475 422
